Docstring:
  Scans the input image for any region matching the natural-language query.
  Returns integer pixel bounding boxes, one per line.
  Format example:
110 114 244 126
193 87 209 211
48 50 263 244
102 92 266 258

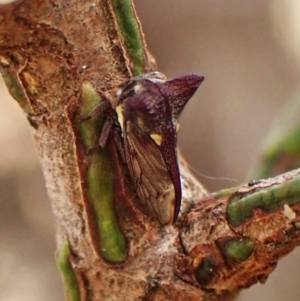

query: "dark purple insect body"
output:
90 72 204 224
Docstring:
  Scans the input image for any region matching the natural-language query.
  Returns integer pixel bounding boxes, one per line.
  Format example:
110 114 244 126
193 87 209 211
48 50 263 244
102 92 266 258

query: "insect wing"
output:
124 121 175 224
159 121 181 223
87 72 204 225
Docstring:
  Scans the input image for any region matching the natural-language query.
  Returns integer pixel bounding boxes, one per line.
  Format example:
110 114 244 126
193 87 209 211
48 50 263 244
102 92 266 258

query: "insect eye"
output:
133 83 143 94
115 89 122 98
147 72 167 83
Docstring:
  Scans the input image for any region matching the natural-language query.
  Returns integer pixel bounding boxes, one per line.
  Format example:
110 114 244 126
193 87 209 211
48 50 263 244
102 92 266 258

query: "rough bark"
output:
1 1 300 301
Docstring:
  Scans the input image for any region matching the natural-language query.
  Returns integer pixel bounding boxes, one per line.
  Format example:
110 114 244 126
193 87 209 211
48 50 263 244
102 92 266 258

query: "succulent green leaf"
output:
111 0 145 75
228 174 300 226
223 238 255 261
56 243 80 301
0 66 31 113
79 82 127 263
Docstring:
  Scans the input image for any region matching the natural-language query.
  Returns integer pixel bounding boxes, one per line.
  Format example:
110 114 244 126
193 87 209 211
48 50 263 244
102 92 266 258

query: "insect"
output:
89 72 204 224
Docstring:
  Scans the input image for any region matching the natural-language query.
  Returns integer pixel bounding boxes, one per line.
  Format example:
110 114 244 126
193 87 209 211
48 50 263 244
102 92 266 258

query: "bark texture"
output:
1 1 300 301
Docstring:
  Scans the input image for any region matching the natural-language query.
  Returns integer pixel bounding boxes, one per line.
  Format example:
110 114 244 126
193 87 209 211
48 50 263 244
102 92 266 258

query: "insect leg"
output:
99 117 114 148
89 100 111 118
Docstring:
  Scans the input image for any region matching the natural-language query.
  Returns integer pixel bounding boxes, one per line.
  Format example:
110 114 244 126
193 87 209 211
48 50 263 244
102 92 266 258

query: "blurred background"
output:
1 0 300 300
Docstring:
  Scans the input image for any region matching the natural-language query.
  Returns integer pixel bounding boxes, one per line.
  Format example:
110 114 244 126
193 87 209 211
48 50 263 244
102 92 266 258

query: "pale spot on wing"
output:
116 105 124 131
150 133 162 146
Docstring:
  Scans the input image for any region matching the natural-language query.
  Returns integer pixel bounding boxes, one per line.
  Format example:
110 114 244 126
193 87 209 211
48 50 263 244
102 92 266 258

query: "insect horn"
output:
161 74 204 120
160 74 204 223
159 125 182 223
